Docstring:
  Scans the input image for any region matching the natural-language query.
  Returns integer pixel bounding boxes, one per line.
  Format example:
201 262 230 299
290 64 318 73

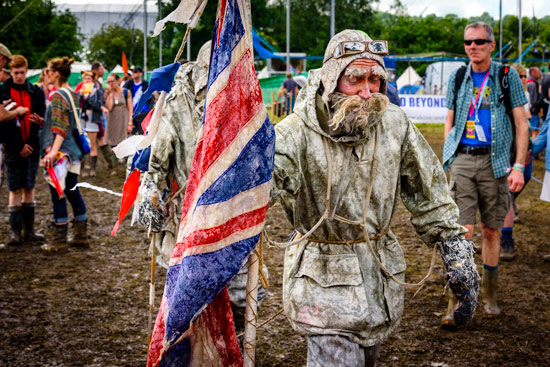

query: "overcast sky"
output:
54 0 550 19
376 0 548 18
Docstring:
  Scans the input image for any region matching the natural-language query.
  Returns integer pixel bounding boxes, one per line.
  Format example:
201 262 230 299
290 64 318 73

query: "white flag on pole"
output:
152 0 209 37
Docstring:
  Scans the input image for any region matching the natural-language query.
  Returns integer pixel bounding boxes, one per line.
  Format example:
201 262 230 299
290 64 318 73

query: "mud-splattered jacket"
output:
271 69 467 347
142 61 207 267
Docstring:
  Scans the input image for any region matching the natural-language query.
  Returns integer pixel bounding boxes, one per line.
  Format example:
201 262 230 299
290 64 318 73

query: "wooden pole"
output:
243 239 260 367
147 233 156 350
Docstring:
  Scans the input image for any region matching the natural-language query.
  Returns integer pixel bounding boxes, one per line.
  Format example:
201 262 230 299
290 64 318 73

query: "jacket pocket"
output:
287 247 369 331
382 238 406 323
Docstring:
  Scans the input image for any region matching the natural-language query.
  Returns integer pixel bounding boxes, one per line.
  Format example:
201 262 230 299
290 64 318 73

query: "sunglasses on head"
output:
464 39 492 46
326 40 389 62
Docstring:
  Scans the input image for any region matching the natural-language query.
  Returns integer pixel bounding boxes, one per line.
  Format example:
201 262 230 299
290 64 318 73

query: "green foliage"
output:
0 0 82 69
88 24 146 70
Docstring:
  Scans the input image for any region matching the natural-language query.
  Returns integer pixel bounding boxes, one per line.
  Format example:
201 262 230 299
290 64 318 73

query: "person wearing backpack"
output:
526 66 542 141
442 22 529 326
40 57 88 253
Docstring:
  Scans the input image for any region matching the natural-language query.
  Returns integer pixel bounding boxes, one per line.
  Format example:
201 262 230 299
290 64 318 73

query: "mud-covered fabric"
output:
307 335 380 367
439 237 479 326
137 179 167 233
273 68 467 347
139 59 208 267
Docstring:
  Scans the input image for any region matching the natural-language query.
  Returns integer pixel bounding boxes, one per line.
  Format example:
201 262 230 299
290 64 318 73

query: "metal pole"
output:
499 0 503 64
187 30 191 61
330 0 335 38
144 0 148 80
518 0 522 65
158 0 162 67
286 0 290 72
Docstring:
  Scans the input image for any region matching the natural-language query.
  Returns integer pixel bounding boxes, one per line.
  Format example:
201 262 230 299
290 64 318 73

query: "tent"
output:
396 66 421 92
424 61 466 95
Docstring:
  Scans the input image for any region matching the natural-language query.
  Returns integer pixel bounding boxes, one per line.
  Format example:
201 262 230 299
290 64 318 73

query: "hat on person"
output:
294 75 307 88
0 43 12 62
320 29 388 106
132 66 143 73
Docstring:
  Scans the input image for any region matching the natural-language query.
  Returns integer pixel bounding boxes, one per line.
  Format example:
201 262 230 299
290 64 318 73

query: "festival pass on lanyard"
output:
465 71 490 142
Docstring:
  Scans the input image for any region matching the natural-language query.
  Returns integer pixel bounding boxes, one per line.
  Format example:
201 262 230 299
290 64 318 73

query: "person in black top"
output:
0 54 46 245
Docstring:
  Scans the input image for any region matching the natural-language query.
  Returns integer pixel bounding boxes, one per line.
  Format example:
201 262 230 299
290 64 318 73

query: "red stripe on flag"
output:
171 205 268 258
180 49 262 222
147 298 167 367
204 287 243 367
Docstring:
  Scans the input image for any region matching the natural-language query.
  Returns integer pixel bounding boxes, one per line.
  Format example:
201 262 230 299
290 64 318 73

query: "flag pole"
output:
243 236 261 366
147 233 157 350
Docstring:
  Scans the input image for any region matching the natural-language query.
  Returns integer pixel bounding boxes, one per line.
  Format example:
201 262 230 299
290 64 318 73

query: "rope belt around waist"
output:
458 144 491 155
306 227 390 244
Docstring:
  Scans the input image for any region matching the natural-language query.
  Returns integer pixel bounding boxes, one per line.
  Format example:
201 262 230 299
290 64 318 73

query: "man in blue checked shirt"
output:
442 22 529 327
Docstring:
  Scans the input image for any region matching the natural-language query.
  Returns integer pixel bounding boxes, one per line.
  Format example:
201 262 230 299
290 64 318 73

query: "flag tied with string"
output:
147 0 275 365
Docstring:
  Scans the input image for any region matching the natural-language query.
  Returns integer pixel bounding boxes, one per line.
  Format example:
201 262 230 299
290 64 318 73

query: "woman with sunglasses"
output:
40 57 88 253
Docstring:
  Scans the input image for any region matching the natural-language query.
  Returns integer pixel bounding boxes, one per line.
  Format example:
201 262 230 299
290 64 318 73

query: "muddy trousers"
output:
307 335 380 367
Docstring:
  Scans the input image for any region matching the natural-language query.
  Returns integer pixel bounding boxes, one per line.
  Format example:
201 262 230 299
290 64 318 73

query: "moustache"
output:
328 92 389 138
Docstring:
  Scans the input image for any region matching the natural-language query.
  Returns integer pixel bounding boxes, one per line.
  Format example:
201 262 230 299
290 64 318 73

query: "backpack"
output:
452 64 518 161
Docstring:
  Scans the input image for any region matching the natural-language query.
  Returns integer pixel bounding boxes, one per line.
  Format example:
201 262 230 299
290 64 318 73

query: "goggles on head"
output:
326 40 389 62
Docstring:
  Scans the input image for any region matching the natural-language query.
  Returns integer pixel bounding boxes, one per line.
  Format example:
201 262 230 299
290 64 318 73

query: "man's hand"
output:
20 144 33 158
508 169 524 193
101 106 109 116
2 99 12 107
29 113 44 125
439 238 480 327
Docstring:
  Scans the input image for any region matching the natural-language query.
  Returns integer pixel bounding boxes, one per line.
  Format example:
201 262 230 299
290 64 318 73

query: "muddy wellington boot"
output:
441 292 458 329
482 266 501 318
22 202 45 243
40 224 69 254
89 156 97 177
100 144 116 169
8 206 23 246
68 220 89 248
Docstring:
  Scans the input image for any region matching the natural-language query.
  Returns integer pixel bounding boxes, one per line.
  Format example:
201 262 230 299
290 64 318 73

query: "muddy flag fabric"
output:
146 0 275 365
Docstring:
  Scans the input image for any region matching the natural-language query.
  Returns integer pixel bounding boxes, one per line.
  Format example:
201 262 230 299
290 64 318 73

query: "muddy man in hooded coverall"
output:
269 29 480 366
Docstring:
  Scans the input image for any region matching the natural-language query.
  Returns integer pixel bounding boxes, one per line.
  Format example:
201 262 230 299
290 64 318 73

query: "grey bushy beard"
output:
328 92 389 139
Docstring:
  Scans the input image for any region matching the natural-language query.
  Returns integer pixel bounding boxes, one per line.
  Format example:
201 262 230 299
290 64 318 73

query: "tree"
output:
0 0 82 69
88 24 146 70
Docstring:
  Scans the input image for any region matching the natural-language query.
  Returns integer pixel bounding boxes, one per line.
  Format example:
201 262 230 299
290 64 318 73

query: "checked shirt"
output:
443 61 527 178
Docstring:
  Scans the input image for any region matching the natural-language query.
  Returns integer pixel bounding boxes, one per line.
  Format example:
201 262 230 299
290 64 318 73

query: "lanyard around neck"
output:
468 70 490 120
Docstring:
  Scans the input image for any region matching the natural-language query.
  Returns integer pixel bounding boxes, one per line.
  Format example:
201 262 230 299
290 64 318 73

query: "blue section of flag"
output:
159 338 191 367
133 62 181 118
207 0 245 91
197 117 274 206
163 234 260 342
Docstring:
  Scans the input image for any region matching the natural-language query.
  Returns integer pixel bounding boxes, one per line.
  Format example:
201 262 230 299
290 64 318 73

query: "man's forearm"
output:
444 110 455 140
513 107 529 164
0 105 17 122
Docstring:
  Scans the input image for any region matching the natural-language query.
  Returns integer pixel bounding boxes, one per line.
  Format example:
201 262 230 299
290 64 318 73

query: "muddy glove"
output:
439 237 480 327
137 180 168 233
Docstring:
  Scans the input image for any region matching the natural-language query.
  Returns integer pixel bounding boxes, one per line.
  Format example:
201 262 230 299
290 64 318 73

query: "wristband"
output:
511 165 524 173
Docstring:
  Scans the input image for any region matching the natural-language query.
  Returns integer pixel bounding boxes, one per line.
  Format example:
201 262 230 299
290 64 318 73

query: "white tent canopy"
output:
396 66 421 91
111 64 124 73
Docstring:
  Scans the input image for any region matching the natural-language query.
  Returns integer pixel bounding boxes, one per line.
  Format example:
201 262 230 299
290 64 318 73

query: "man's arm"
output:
508 105 529 192
444 109 455 140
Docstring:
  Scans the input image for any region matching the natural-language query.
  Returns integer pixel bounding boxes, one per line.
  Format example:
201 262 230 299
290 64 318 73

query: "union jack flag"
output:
147 0 275 365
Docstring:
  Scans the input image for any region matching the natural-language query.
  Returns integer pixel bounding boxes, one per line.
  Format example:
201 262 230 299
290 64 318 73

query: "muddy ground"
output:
1 125 549 367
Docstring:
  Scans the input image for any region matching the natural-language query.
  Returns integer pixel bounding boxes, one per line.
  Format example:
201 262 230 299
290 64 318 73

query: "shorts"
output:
449 153 510 229
529 115 541 131
84 119 100 133
5 160 39 192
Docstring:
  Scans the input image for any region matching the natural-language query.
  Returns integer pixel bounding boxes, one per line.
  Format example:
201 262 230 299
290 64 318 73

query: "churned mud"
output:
1 125 549 366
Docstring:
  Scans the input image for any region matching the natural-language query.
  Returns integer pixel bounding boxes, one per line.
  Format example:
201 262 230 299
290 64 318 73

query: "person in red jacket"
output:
0 55 46 245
